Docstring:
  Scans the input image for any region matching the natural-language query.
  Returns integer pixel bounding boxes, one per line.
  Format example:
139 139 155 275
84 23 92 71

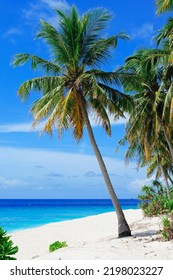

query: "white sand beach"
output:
11 209 173 260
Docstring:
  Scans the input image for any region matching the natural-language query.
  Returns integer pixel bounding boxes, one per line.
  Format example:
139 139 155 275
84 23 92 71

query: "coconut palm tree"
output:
119 48 173 161
117 48 173 198
156 0 173 14
142 46 173 160
13 6 132 237
118 106 172 200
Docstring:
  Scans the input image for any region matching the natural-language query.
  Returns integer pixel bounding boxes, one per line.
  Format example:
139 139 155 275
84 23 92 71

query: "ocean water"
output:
0 199 139 233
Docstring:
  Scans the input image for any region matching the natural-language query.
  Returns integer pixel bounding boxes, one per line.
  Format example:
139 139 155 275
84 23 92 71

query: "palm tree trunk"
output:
160 165 171 200
78 94 131 237
167 171 173 186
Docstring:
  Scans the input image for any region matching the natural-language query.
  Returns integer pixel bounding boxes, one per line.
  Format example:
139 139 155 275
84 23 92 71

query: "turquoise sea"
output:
0 199 139 233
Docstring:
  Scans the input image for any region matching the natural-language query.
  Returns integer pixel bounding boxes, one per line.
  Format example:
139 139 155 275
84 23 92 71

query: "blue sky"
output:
0 0 170 198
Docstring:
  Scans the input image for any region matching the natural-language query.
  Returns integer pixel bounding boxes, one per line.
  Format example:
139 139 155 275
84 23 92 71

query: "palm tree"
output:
13 6 132 237
120 48 173 160
156 0 173 14
142 47 173 160
117 48 173 198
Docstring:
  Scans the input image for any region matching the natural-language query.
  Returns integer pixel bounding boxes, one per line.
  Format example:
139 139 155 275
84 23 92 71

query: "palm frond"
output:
17 76 63 100
147 158 158 178
162 83 173 118
91 69 122 85
98 83 133 113
12 54 61 74
89 97 111 135
56 88 74 136
31 86 63 126
85 69 134 87
156 0 173 14
55 6 81 64
156 18 173 46
37 20 72 65
169 97 173 123
82 7 112 43
70 90 84 140
82 36 122 66
124 143 139 164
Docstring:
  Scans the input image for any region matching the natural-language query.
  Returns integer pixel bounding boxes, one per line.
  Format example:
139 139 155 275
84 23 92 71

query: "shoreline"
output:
9 207 139 234
0 198 139 234
11 209 173 260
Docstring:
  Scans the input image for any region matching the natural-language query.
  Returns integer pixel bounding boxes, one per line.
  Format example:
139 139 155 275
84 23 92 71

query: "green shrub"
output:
49 241 67 252
138 180 173 216
164 199 173 212
0 227 18 260
161 215 173 240
138 180 173 240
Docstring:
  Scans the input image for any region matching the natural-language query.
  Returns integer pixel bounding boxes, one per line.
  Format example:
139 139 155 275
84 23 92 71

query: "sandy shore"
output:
11 209 173 260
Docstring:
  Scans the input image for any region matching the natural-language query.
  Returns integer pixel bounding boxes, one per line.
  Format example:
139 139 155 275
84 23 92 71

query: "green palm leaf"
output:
156 0 173 14
13 54 61 74
37 20 72 65
17 76 63 100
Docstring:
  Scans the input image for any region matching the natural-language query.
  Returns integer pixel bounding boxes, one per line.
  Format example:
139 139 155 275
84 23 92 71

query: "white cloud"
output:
131 23 154 40
0 122 44 133
3 27 22 45
47 172 64 178
90 113 129 126
0 113 128 133
0 176 27 188
23 0 70 25
42 0 70 10
0 146 147 198
3 27 22 37
130 175 156 190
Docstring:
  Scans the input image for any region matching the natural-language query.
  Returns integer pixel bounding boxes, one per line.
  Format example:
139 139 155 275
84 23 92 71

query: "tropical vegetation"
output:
11 0 173 240
116 1 173 238
0 227 18 260
117 46 173 198
117 1 173 193
138 180 173 216
13 6 132 237
49 241 68 252
156 0 173 14
161 215 173 240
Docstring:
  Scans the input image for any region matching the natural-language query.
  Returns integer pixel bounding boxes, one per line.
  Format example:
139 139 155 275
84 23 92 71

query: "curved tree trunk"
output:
78 94 131 237
167 171 173 186
160 165 171 200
